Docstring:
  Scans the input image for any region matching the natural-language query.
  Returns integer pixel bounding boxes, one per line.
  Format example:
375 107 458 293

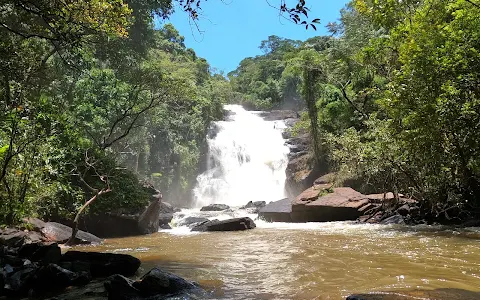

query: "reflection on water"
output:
75 222 480 299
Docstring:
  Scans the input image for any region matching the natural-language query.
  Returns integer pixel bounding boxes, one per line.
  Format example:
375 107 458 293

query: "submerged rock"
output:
200 204 230 211
191 217 256 232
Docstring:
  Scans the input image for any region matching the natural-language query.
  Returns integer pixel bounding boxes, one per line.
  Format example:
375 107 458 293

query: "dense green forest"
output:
1 0 480 225
0 0 233 224
231 0 480 222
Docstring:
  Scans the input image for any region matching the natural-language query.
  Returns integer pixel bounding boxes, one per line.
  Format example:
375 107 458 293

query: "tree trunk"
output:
65 188 110 246
303 68 321 162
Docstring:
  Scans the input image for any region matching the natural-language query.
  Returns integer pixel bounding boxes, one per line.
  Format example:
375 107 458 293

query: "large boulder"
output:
61 251 141 277
200 204 230 211
291 187 370 222
0 228 45 247
3 265 37 294
159 201 175 213
137 198 162 235
55 187 166 238
69 213 141 238
33 263 91 290
133 267 199 297
105 268 202 300
18 242 61 264
104 274 140 300
158 213 174 227
41 222 102 244
259 198 292 222
191 217 256 232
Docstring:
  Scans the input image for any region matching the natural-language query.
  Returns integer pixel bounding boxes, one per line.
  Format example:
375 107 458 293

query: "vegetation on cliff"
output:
231 0 480 223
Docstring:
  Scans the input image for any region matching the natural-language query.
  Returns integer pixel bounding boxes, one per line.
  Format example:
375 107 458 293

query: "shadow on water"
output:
369 223 480 240
348 288 480 300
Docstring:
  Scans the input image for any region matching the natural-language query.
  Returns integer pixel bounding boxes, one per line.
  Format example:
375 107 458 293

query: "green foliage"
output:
0 0 226 224
228 36 304 110
323 0 480 221
232 0 480 222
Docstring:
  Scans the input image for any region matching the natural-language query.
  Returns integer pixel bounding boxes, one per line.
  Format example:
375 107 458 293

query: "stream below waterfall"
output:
76 105 480 299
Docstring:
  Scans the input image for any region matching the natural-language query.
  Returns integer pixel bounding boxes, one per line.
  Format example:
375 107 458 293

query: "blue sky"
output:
156 0 349 74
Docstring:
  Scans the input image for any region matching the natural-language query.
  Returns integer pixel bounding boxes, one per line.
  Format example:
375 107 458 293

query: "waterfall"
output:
193 105 290 208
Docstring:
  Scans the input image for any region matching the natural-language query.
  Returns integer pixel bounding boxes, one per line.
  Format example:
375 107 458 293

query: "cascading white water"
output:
193 104 290 208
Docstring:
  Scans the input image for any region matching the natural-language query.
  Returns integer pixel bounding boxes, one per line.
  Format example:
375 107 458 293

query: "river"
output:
77 105 480 299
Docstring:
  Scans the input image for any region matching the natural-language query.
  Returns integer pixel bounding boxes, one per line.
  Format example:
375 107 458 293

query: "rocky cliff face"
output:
280 118 323 200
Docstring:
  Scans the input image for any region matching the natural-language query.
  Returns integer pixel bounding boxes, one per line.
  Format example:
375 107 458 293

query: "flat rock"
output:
259 198 292 222
0 229 27 247
191 217 256 232
41 222 102 244
292 187 370 222
200 204 230 211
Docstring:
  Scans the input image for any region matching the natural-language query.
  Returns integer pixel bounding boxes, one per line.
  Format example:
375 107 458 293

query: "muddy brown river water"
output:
75 221 480 300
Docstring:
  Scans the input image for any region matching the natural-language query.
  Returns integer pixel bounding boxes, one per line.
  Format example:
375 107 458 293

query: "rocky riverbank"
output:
0 235 206 300
259 174 420 225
